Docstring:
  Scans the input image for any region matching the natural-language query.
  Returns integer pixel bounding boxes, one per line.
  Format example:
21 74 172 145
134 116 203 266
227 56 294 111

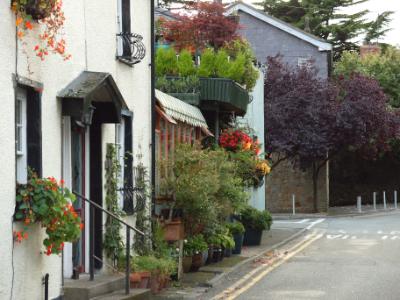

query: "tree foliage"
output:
257 0 393 59
265 56 399 210
160 1 240 52
334 48 400 107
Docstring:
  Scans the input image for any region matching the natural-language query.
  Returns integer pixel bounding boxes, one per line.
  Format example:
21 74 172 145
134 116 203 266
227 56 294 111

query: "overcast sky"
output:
241 0 400 46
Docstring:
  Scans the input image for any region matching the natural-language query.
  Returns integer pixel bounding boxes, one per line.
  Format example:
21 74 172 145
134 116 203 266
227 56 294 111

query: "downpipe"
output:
42 273 49 300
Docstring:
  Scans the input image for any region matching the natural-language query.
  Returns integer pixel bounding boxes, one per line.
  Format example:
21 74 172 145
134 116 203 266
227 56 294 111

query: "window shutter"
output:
26 89 42 177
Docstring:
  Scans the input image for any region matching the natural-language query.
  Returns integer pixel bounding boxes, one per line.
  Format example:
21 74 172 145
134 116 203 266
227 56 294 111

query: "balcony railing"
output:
116 32 146 66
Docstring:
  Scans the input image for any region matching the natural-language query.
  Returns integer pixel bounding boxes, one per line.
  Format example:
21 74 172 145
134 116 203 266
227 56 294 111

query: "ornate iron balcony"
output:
116 32 146 66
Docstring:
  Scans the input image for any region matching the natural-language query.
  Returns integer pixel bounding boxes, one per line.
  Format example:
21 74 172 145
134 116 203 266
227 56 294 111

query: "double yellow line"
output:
211 231 323 300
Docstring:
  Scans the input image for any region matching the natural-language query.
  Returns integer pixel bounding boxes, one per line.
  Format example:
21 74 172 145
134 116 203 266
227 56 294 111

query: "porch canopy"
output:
58 71 127 124
155 89 212 135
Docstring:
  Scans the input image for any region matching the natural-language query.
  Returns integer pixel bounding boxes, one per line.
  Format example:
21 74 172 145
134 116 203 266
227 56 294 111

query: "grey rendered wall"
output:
238 11 329 79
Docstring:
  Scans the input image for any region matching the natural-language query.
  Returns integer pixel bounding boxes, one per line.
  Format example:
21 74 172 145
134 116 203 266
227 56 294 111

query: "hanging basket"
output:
23 0 56 20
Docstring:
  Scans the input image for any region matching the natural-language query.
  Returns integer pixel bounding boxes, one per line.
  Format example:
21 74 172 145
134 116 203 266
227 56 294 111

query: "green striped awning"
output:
155 89 209 128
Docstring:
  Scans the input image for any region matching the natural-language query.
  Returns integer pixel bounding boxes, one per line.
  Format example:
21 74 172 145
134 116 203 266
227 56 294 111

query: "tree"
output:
364 11 394 44
334 48 400 107
265 56 399 211
257 0 393 59
160 1 240 52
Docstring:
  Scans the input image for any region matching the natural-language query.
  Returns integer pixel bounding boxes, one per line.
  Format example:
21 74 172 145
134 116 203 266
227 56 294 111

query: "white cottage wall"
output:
0 0 152 298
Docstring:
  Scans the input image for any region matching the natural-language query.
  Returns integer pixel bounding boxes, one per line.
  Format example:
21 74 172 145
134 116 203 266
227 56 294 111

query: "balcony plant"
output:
14 172 83 255
240 205 272 246
11 0 71 60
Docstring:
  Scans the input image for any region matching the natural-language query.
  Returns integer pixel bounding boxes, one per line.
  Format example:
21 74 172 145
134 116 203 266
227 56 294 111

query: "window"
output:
116 114 134 214
117 0 131 58
15 86 42 183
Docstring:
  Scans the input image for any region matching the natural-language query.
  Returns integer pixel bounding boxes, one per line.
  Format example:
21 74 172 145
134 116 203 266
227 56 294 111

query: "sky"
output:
241 0 400 46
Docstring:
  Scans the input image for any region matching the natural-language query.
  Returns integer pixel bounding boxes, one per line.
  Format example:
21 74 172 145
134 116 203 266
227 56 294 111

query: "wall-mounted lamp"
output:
82 105 96 126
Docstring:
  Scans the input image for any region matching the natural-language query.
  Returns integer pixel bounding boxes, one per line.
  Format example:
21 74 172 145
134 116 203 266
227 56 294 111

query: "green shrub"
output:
178 49 196 76
155 47 178 76
132 255 177 276
198 48 216 77
155 76 200 93
184 234 208 255
215 49 231 78
225 221 245 235
228 53 246 84
240 205 272 231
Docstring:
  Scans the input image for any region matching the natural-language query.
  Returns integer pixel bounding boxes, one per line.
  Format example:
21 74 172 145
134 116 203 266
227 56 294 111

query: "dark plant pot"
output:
190 252 204 272
25 0 56 20
232 233 244 254
219 248 224 261
206 247 213 265
182 256 192 273
139 271 151 289
243 228 263 246
224 248 232 257
212 248 220 263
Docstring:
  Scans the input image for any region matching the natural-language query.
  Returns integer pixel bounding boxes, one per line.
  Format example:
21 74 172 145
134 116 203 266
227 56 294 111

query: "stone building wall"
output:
266 160 329 213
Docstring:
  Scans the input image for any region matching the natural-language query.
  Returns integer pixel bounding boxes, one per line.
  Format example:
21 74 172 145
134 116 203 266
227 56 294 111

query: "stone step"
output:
90 289 151 300
63 274 126 300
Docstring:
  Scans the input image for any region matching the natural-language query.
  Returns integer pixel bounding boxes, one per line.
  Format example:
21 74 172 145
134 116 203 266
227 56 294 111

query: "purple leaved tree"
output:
265 56 399 212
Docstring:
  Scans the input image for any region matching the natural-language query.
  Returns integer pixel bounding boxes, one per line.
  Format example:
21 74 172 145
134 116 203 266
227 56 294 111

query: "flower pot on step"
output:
190 252 204 272
212 248 220 263
139 271 151 288
182 256 192 273
243 228 263 246
150 272 161 294
219 248 224 261
232 233 244 254
201 250 208 265
129 272 141 288
224 248 232 257
206 247 213 265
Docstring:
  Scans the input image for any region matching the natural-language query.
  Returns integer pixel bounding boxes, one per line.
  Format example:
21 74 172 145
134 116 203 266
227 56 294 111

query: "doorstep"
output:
152 227 303 299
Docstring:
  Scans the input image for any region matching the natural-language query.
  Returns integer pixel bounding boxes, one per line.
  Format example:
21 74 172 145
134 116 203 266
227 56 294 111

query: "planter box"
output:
199 78 249 116
162 220 184 241
168 93 200 106
243 228 263 246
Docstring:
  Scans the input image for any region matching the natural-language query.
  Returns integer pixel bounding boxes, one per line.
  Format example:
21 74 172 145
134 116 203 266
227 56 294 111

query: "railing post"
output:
90 205 95 281
125 227 130 295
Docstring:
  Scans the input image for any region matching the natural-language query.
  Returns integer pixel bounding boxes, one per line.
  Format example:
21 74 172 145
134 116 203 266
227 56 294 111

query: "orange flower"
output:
17 31 24 38
24 218 31 225
79 223 84 230
25 21 33 30
15 17 23 27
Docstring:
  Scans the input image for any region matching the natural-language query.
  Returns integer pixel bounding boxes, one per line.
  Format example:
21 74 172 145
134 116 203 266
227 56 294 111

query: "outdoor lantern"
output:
83 104 96 125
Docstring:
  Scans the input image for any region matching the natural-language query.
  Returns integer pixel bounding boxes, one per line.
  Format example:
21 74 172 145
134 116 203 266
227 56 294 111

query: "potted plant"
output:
182 239 193 273
132 256 157 289
241 205 272 246
14 173 83 254
226 221 245 254
207 234 223 263
220 231 236 257
185 234 208 272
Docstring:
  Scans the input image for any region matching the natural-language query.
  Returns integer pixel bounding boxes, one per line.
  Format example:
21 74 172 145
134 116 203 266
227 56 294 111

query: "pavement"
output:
154 206 400 299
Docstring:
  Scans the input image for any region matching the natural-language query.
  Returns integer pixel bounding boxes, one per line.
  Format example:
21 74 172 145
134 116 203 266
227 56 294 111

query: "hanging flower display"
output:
11 0 71 61
14 173 82 255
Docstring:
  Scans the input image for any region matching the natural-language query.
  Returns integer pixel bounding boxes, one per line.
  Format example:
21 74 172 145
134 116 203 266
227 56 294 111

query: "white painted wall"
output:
0 0 152 298
238 69 266 211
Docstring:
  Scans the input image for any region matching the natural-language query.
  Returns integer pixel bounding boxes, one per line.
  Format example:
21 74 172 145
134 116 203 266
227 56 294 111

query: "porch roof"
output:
58 71 127 124
155 89 209 128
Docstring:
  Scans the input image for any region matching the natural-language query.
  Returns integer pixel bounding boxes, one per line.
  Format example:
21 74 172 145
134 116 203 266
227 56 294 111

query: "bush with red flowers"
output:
14 173 82 255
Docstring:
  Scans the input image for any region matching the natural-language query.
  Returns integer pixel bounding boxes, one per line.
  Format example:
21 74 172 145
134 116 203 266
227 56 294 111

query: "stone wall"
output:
266 160 329 213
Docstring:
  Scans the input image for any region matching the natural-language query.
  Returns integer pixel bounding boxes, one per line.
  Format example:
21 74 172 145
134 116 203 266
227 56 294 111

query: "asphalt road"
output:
211 212 400 300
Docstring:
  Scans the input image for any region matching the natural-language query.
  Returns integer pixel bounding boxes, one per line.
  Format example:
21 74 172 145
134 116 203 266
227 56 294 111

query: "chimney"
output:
360 44 381 58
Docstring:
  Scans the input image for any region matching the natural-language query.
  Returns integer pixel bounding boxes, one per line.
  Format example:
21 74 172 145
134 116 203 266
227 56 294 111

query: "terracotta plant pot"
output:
139 271 151 288
190 252 204 272
163 220 184 241
182 256 192 273
150 272 161 294
129 272 141 288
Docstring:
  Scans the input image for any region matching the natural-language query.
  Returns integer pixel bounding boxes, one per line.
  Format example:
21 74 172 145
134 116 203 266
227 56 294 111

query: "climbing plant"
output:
103 143 124 267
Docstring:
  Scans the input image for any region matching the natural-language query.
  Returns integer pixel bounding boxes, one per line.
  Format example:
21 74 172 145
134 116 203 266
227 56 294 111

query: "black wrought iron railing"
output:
73 192 145 295
116 32 146 65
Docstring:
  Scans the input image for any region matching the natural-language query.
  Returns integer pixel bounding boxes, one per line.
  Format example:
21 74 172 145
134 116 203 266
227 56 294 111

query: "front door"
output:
71 119 87 273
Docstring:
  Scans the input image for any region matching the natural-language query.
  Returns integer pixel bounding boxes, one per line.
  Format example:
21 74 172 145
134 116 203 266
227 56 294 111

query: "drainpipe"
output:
42 273 49 300
150 0 156 216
